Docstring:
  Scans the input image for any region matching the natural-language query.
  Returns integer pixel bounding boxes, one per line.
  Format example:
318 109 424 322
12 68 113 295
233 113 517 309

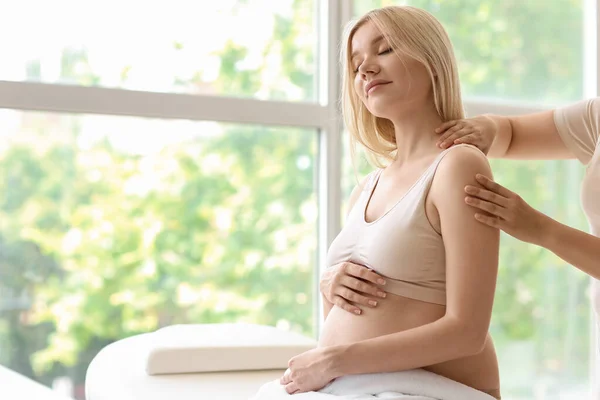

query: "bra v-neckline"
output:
362 152 443 225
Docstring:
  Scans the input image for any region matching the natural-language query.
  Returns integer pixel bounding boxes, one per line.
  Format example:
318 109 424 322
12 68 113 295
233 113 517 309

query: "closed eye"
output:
352 48 393 74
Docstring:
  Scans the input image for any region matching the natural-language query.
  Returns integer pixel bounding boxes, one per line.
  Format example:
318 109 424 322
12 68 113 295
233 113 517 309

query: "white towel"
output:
250 369 496 400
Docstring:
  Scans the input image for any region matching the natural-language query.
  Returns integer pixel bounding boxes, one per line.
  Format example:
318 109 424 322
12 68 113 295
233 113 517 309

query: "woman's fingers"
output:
284 382 300 394
336 285 380 308
280 370 292 385
333 295 362 315
340 275 386 299
465 197 508 219
475 174 514 198
342 262 386 286
464 185 509 208
327 262 388 315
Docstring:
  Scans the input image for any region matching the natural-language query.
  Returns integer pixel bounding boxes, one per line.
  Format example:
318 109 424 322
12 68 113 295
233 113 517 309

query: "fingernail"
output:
369 300 377 307
476 174 484 180
354 309 361 315
465 197 474 204
454 139 461 144
434 128 440 133
378 279 386 285
378 291 386 298
465 186 476 194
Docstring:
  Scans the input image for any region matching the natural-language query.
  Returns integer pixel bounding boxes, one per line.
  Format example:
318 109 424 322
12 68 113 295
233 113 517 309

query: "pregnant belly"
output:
319 293 445 346
318 293 500 396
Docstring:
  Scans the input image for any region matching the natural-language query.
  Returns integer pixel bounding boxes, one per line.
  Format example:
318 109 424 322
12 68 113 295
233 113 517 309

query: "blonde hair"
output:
341 6 464 168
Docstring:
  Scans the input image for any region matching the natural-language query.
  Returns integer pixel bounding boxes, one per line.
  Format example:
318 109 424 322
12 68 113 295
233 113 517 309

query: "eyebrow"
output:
351 34 386 59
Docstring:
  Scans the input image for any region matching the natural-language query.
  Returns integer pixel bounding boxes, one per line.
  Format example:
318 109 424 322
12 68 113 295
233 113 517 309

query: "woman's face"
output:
351 21 433 119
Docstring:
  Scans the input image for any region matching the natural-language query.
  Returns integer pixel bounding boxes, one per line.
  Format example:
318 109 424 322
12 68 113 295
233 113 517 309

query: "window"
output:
0 1 329 398
0 111 318 396
1 0 318 101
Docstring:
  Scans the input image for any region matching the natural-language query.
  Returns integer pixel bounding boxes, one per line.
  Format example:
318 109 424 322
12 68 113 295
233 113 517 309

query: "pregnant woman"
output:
277 5 502 399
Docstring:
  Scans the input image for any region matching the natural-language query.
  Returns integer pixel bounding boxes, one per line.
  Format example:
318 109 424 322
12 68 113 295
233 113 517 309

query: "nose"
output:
358 58 380 78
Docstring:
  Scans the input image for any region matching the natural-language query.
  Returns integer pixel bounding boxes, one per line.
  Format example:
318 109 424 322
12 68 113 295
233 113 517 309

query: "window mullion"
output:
0 80 327 128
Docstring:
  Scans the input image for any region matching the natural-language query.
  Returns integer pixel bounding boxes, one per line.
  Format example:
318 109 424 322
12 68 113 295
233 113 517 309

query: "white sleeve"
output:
553 97 600 166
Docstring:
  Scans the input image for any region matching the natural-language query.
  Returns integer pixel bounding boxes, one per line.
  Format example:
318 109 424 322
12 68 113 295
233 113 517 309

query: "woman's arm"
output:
321 180 365 318
436 111 575 160
329 147 500 376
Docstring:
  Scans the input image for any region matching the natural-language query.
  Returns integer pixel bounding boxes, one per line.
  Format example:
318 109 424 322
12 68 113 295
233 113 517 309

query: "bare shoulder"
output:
435 145 492 185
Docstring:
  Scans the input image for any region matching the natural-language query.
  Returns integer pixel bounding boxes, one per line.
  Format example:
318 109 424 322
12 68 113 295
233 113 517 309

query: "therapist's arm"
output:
464 174 600 280
437 110 576 160
541 218 600 280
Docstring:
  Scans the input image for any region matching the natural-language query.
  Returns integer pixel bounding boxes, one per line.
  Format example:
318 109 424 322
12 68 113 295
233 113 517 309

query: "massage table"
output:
85 323 317 400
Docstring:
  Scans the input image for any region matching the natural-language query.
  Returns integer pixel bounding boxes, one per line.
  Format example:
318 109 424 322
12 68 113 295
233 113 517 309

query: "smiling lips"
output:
365 80 391 96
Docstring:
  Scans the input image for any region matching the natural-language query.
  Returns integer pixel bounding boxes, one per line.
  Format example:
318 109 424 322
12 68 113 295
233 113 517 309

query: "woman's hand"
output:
280 346 342 394
465 174 550 246
320 262 387 315
435 115 498 154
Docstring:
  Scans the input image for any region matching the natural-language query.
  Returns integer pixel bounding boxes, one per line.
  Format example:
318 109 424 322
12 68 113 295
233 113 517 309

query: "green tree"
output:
0 0 317 397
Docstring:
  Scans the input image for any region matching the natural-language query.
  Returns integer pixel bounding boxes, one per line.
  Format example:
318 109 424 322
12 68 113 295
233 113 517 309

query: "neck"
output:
389 101 444 166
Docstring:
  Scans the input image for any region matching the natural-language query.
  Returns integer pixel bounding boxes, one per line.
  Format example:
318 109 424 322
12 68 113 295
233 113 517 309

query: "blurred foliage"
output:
355 0 583 103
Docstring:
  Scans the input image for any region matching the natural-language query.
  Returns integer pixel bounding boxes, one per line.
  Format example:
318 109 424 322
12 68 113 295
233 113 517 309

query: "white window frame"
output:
0 0 597 397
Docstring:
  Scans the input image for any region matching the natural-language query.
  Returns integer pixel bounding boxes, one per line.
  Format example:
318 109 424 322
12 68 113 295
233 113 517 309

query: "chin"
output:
367 104 396 120
365 97 399 118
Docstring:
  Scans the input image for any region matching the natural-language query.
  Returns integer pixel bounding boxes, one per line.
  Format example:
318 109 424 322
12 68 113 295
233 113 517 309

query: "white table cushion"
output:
1 365 73 400
145 323 317 375
85 323 317 400
85 331 287 400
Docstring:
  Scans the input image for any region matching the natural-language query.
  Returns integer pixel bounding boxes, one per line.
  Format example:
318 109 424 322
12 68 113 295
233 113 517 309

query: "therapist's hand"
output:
280 346 342 394
320 262 387 315
435 115 498 154
465 174 550 246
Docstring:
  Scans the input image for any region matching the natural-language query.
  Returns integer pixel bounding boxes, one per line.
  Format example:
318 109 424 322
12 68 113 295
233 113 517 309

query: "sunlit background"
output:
0 1 595 399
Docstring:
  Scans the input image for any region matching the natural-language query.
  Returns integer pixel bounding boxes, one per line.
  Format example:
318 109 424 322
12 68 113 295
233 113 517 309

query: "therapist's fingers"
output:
453 133 482 146
475 174 514 198
438 127 475 148
435 120 459 135
465 197 508 219
464 185 509 208
474 213 501 228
